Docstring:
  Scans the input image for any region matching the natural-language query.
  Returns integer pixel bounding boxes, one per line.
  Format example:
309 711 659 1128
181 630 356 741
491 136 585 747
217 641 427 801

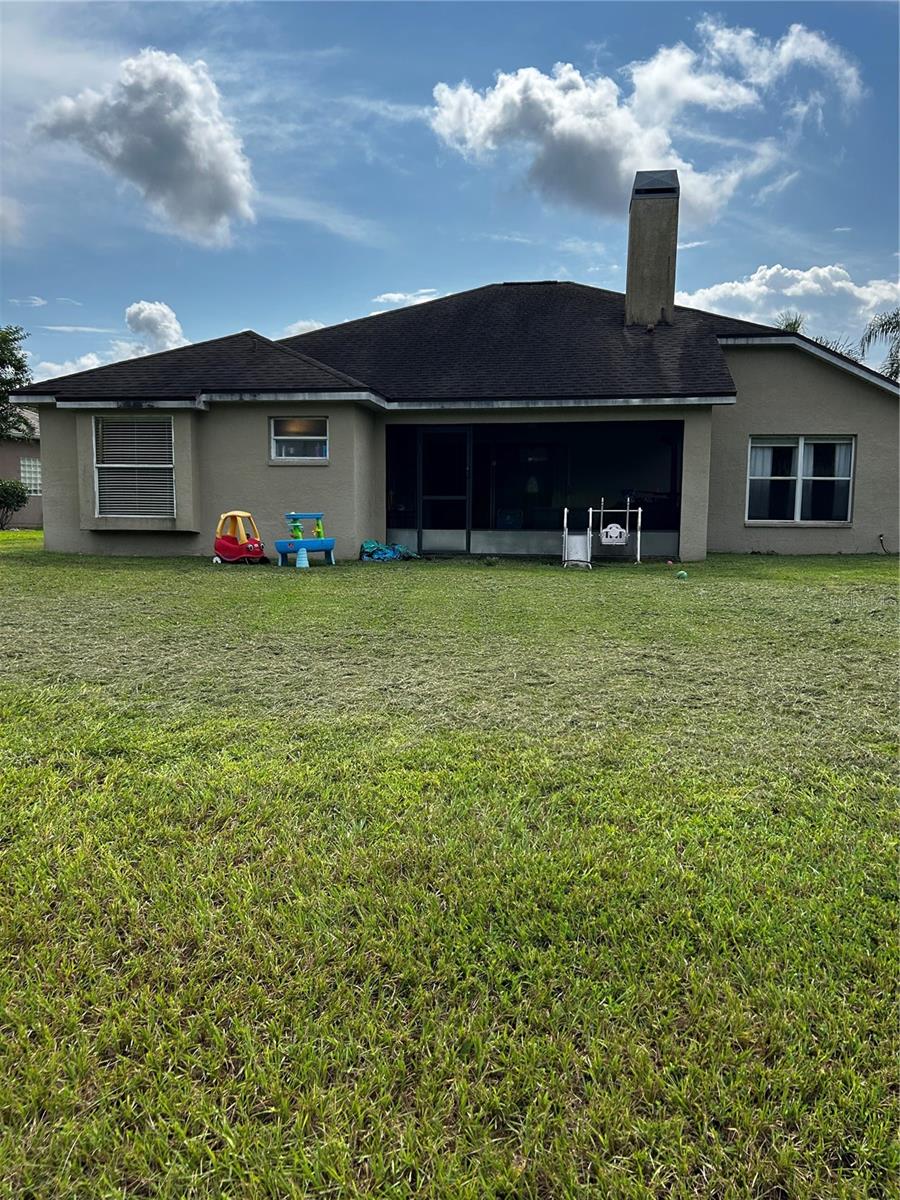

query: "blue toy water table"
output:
274 512 336 568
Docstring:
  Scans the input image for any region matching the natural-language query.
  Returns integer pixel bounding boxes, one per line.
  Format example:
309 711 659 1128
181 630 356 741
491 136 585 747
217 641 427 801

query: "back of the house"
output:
15 170 898 560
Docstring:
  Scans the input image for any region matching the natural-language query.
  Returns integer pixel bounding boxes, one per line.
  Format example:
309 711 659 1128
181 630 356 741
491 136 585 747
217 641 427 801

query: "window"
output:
747 436 853 523
270 417 328 460
94 418 175 517
20 457 41 496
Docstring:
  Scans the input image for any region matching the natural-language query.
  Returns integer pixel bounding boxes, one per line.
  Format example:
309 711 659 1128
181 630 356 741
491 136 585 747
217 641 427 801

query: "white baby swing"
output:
562 497 642 567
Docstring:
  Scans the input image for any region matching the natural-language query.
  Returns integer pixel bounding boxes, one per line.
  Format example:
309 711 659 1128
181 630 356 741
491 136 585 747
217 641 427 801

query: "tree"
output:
859 307 900 382
774 309 805 334
0 325 35 440
773 310 859 360
0 480 29 529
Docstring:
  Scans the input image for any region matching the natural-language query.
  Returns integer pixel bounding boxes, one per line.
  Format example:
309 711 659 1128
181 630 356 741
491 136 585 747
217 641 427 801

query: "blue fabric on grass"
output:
359 540 418 562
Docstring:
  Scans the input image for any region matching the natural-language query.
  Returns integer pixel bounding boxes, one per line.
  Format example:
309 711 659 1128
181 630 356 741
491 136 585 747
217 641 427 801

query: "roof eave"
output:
376 394 736 411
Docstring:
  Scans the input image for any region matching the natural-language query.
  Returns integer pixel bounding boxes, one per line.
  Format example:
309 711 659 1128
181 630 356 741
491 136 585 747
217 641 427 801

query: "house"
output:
14 171 898 560
0 409 42 528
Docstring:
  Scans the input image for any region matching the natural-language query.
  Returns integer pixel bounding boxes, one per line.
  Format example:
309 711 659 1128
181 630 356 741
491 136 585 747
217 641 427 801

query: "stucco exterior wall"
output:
40 402 385 558
710 347 898 554
0 437 42 528
39 402 717 560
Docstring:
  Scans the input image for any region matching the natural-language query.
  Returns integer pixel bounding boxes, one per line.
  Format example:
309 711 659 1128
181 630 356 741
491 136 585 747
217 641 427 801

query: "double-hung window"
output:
94 418 175 517
270 417 328 461
20 458 42 496
747 436 854 523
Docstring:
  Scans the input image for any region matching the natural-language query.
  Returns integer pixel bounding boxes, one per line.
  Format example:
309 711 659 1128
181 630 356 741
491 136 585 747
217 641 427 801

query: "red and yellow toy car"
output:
212 510 269 564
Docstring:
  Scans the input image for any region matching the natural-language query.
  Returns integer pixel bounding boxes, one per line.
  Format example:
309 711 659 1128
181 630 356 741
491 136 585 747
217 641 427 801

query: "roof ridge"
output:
249 330 372 391
674 303 782 334
278 283 502 344
18 329 267 392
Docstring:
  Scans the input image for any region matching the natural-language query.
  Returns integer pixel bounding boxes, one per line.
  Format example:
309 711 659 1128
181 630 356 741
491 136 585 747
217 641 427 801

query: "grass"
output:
1 529 897 1198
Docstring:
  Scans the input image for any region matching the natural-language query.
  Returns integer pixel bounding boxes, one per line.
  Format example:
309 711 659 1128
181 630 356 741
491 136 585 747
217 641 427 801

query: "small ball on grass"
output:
675 570 688 580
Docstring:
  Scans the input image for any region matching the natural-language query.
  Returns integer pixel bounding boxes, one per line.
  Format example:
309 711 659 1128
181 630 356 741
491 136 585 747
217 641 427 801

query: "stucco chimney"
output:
625 170 680 327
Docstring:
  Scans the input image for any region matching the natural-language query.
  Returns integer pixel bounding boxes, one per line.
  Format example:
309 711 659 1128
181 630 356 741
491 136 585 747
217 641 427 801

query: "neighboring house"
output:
0 409 42 528
14 171 898 560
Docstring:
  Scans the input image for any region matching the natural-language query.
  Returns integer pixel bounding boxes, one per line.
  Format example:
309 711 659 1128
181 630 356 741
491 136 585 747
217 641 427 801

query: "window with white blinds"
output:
94 418 175 517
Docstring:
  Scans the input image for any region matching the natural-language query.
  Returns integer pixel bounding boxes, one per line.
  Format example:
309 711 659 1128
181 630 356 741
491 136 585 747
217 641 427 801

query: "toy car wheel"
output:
212 555 223 564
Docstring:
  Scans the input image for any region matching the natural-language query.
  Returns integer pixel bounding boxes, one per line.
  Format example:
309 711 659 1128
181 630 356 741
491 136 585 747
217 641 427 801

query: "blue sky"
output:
1 1 897 379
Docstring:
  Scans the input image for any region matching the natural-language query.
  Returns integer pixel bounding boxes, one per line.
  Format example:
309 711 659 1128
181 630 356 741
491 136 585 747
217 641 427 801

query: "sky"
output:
1 1 898 381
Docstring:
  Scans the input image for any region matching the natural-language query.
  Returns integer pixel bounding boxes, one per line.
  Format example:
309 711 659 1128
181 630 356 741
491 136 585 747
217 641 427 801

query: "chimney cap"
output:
631 169 680 200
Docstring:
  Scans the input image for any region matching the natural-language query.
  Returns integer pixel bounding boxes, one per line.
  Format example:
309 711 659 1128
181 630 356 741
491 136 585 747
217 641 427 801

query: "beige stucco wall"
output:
0 437 42 528
40 402 385 558
710 346 899 554
39 401 715 560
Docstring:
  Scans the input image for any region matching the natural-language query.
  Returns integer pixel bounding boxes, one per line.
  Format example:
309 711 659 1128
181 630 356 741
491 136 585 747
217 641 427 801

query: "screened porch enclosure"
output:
386 421 683 557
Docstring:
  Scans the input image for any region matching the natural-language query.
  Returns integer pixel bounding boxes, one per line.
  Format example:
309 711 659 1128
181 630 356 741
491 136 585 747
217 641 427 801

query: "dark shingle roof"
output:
18 282 894 403
280 282 743 401
17 330 367 398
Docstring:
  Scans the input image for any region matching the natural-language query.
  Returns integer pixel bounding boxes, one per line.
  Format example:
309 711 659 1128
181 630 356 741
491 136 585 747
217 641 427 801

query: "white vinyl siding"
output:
270 417 328 460
747 436 854 523
20 457 41 496
94 418 175 517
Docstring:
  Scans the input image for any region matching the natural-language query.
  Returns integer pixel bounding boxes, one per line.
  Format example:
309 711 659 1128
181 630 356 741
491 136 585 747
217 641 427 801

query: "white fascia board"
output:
201 390 382 406
10 394 55 405
381 394 735 411
55 398 210 411
718 336 899 396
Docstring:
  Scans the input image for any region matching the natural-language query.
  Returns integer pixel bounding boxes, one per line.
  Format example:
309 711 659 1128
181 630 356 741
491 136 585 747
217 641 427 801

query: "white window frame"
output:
745 435 855 525
93 417 176 518
269 416 329 463
20 457 42 497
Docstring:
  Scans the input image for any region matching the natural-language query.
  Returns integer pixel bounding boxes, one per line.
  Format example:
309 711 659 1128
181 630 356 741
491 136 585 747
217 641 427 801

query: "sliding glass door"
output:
419 427 471 552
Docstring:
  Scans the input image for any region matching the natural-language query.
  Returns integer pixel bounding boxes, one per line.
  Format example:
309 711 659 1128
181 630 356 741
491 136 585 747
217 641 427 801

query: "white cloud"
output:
478 232 535 245
698 18 862 104
371 289 439 306
0 196 24 244
123 300 187 353
33 49 254 245
754 170 801 204
284 318 325 336
832 226 852 233
626 43 759 124
557 237 605 256
431 19 861 226
41 325 117 334
35 299 189 380
785 91 825 134
676 263 900 330
8 296 47 307
56 297 83 306
677 240 710 250
34 352 105 380
260 193 384 245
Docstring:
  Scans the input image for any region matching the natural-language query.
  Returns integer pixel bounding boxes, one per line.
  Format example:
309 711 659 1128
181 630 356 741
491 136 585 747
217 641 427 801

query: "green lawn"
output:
1 530 897 1199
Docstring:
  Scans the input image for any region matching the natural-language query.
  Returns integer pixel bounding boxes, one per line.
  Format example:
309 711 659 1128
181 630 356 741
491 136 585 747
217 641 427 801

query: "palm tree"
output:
859 307 900 382
774 309 806 334
773 310 859 360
